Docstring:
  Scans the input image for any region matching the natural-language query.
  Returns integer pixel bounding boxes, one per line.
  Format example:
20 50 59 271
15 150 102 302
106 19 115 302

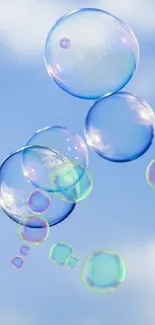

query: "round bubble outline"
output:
26 188 52 215
18 215 50 246
44 8 139 100
84 91 155 163
10 255 25 270
20 245 31 256
81 248 127 294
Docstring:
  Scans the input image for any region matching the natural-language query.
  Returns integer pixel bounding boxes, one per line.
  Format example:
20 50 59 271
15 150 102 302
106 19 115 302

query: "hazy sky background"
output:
1 0 155 324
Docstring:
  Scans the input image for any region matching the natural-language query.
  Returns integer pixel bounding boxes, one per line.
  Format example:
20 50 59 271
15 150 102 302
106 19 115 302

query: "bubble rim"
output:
145 159 155 189
66 255 79 268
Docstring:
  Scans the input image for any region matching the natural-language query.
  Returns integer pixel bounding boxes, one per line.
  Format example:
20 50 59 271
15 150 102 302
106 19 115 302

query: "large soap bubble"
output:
0 146 76 227
85 92 155 162
81 249 126 294
45 8 139 100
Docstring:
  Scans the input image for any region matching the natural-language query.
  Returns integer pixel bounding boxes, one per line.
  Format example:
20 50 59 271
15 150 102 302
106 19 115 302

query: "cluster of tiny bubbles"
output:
49 241 79 268
81 249 126 294
50 161 93 203
18 215 50 246
11 256 25 270
85 92 155 163
145 160 155 188
0 145 76 227
44 8 139 100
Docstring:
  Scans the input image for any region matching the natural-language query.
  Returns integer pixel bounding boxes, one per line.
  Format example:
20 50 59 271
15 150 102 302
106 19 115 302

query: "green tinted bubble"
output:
81 249 126 294
66 256 79 268
50 162 93 203
49 241 73 265
145 159 155 188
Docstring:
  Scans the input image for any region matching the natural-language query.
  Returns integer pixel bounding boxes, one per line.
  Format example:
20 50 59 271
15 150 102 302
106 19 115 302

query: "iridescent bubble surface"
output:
11 256 24 270
0 146 76 227
81 249 126 294
66 256 79 268
49 241 73 265
50 162 93 203
27 189 52 214
45 8 139 99
18 216 49 246
85 92 155 162
146 159 155 188
20 245 30 256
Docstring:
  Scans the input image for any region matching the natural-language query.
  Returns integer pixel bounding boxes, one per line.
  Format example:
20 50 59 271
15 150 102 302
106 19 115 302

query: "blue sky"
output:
1 0 155 324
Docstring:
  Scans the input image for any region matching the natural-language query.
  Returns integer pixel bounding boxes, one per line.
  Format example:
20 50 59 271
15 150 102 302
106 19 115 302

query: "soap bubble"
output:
85 92 155 162
11 256 24 270
20 245 30 256
50 162 93 203
146 159 155 188
18 216 49 246
49 241 73 265
27 189 52 215
0 146 76 227
66 256 79 268
45 8 139 100
60 37 71 49
81 249 126 294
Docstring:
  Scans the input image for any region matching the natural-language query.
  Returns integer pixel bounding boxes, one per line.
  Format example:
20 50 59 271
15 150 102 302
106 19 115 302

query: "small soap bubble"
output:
27 189 52 215
20 245 30 256
49 241 73 265
18 216 49 246
66 256 79 268
60 37 71 49
11 256 24 270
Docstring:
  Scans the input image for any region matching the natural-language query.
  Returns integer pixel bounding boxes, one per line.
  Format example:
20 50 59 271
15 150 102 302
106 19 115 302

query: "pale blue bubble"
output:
85 92 155 162
45 8 139 100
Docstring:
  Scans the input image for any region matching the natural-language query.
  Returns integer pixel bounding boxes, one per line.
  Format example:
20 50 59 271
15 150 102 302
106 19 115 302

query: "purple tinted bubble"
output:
11 256 24 270
27 189 52 215
60 37 71 49
20 245 30 256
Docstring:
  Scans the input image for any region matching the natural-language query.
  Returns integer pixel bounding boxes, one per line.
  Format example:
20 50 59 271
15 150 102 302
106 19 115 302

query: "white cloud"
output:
0 0 154 58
